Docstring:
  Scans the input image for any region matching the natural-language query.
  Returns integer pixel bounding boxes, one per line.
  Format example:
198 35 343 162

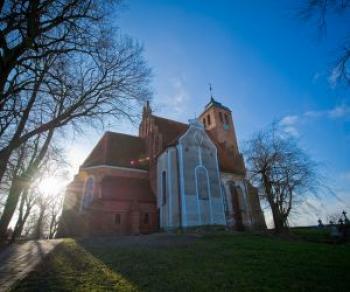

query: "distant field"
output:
12 231 350 291
290 226 331 243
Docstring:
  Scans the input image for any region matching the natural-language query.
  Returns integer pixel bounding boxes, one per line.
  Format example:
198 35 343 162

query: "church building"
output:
58 96 266 237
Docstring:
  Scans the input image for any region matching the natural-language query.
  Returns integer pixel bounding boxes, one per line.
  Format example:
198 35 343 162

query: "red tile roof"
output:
205 131 245 174
152 115 188 146
82 132 148 170
81 115 245 175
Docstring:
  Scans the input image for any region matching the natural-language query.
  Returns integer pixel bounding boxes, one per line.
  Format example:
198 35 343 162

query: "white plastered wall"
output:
177 120 226 227
157 147 180 229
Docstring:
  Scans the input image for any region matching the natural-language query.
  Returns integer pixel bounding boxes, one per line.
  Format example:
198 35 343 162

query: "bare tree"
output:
30 189 64 240
299 0 350 87
244 124 321 232
32 194 49 239
0 0 121 106
0 1 151 242
0 129 55 241
21 212 37 239
10 156 66 242
0 0 152 184
11 187 37 242
47 193 64 239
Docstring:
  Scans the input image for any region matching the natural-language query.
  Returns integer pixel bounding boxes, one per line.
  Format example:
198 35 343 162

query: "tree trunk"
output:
0 149 12 188
0 179 23 242
271 204 286 233
48 215 57 239
13 209 31 242
0 129 54 243
11 190 31 242
33 209 45 239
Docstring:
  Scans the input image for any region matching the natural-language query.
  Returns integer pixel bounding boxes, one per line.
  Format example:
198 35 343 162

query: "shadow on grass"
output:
12 233 350 291
11 240 138 291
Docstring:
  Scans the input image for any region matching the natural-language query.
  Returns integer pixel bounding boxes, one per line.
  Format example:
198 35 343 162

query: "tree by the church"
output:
0 0 151 185
0 129 56 240
0 0 151 242
244 124 320 232
299 0 350 90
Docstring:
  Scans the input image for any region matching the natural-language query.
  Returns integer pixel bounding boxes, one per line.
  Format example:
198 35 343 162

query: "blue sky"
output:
67 0 350 226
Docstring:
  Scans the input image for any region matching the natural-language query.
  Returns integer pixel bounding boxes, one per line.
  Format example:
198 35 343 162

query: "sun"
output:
37 176 66 195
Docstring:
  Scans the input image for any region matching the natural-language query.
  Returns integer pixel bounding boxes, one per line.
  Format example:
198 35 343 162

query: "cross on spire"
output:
209 82 214 101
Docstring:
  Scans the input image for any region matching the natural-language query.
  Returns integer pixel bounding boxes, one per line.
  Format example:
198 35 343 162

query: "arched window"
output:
236 186 246 211
82 176 94 210
219 112 224 123
224 113 229 125
196 167 209 200
162 171 166 205
207 114 211 125
229 182 244 231
154 135 160 154
144 213 149 224
115 214 121 224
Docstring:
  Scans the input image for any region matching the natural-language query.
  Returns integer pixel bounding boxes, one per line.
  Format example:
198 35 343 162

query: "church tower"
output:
139 100 152 138
198 92 240 156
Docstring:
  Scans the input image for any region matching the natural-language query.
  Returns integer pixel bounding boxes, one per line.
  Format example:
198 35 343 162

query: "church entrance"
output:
229 182 244 231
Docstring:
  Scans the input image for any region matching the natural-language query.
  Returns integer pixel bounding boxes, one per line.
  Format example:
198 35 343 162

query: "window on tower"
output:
207 114 211 125
203 117 206 127
115 214 121 225
144 213 150 224
224 113 229 125
219 112 224 123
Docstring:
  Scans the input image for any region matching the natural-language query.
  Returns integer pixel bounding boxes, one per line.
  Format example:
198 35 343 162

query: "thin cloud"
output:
328 65 342 88
283 126 300 137
155 76 191 121
340 172 350 182
304 104 350 119
303 110 325 118
280 104 350 137
329 105 350 118
280 115 299 126
279 115 299 137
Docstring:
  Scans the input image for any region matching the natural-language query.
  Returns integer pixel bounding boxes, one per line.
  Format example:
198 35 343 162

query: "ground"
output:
0 239 62 291
9 230 350 291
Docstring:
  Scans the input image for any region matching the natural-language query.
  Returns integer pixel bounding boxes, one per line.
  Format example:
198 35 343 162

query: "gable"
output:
177 121 245 175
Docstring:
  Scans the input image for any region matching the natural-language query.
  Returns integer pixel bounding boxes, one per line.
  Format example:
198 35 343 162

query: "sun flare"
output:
37 177 66 195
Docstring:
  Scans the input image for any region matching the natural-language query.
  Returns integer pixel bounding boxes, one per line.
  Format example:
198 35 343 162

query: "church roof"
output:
81 114 245 175
81 132 148 170
204 97 231 112
152 115 188 146
213 141 246 175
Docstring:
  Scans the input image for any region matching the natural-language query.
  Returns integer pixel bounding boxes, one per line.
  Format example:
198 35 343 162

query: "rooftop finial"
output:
209 82 214 101
143 99 152 117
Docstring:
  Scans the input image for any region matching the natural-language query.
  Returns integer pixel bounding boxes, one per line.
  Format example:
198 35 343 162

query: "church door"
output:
229 182 244 231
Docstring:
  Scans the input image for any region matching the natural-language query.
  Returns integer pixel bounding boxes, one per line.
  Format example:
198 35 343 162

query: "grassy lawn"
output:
12 232 350 291
290 227 330 243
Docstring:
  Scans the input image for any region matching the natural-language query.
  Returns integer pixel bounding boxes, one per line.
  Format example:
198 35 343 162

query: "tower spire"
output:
209 82 214 101
143 100 152 117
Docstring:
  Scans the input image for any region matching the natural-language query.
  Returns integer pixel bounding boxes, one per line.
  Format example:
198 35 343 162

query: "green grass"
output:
290 227 330 242
12 232 350 291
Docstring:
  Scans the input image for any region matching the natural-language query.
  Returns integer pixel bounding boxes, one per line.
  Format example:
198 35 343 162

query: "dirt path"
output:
0 239 62 291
